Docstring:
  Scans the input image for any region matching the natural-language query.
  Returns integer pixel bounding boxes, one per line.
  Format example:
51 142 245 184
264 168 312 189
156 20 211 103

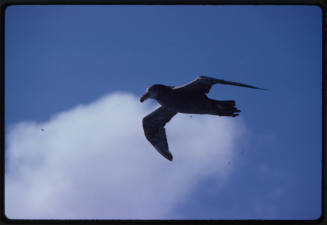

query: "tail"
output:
212 100 240 117
218 100 236 108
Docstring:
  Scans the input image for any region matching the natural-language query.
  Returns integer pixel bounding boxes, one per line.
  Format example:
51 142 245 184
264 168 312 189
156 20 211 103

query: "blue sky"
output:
4 5 322 219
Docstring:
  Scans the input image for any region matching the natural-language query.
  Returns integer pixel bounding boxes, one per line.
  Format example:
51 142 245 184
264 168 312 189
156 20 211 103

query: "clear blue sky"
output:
5 5 322 219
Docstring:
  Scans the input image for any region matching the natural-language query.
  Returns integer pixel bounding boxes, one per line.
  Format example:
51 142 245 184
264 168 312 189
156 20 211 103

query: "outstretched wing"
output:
178 75 267 94
142 106 177 161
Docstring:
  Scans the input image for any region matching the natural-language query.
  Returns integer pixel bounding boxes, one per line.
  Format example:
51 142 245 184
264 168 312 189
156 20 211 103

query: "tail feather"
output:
213 100 241 116
219 100 236 107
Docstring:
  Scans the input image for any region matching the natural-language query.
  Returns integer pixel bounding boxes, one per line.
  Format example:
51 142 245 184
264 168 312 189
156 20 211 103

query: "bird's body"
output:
156 87 209 113
155 87 236 115
140 75 266 161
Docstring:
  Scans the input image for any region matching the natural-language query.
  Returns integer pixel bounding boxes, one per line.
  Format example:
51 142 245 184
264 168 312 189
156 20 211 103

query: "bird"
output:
140 75 267 161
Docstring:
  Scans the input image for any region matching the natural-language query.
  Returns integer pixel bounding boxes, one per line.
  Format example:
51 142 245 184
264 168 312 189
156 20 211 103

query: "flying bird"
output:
140 76 266 161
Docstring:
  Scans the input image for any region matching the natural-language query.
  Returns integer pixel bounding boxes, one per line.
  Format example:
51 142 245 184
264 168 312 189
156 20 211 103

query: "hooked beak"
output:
140 92 150 102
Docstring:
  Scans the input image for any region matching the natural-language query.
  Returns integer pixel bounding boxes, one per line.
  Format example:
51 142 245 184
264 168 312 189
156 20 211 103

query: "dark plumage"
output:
140 75 266 161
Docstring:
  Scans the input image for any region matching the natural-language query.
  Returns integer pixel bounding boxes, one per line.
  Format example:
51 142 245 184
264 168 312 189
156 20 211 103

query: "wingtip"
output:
159 152 173 161
166 153 173 161
253 86 268 91
154 145 174 161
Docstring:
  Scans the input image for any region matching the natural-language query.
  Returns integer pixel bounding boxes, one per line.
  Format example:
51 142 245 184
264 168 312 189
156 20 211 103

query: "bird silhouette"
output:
140 76 266 161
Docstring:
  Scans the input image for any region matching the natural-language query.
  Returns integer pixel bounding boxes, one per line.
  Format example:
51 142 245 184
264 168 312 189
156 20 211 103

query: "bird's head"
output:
140 84 169 102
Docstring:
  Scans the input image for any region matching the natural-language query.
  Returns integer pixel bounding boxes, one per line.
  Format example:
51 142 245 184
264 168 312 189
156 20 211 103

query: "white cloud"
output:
5 92 246 219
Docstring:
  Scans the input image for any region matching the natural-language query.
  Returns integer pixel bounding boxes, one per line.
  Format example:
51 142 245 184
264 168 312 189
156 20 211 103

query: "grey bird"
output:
140 76 266 161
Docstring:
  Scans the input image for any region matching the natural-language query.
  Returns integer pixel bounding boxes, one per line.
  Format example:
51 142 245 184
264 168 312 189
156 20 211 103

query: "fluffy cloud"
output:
5 92 246 219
